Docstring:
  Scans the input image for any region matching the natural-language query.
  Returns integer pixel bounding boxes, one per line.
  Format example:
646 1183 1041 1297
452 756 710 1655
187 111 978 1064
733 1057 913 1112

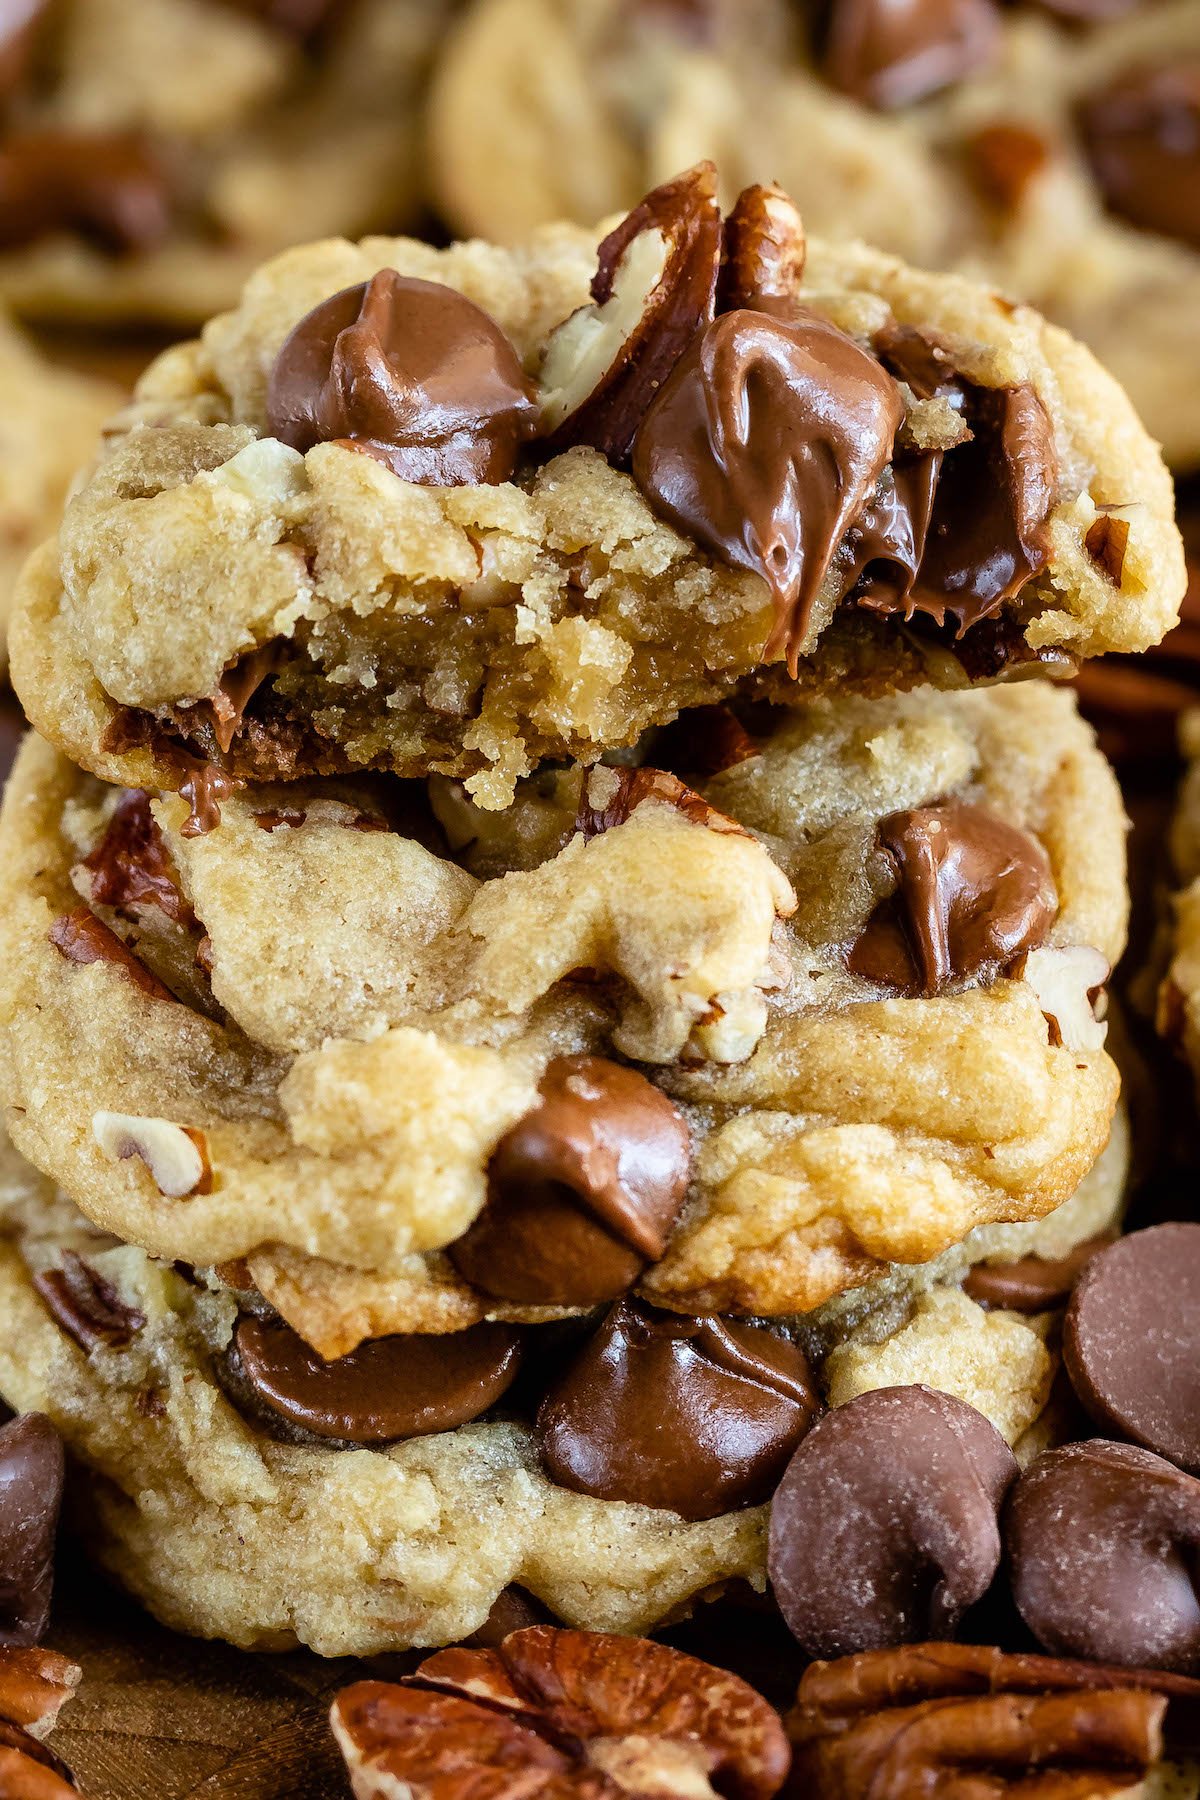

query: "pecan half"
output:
331 1625 791 1800
78 790 194 926
787 1641 1198 1799
538 162 722 461
718 183 806 315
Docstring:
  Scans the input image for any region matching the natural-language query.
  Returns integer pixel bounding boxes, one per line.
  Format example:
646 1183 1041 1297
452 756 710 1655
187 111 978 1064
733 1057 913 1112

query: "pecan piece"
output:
787 1642 1194 1799
719 183 806 315
0 1649 79 1736
78 790 194 926
538 162 722 461
32 1252 146 1354
49 909 175 1003
576 764 752 842
331 1625 791 1800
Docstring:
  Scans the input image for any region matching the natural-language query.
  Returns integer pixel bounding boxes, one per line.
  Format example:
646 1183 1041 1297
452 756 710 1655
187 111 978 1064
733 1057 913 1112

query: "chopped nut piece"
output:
332 1625 791 1800
0 1649 80 1737
91 1111 213 1199
1085 513 1133 587
719 183 806 314
576 764 755 846
32 1252 145 1354
538 162 722 459
48 908 175 1003
1017 945 1109 1051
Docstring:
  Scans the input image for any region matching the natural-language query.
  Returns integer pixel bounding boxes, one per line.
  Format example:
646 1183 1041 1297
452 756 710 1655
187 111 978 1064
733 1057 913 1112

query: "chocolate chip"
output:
0 128 172 254
1079 60 1200 253
0 1415 64 1647
818 0 999 110
33 1252 146 1354
80 790 194 926
1008 1441 1200 1674
536 1300 820 1520
231 1317 523 1445
448 1056 691 1307
48 907 176 1003
266 270 537 485
768 1385 1018 1658
1062 1224 1200 1473
632 308 902 675
962 1233 1116 1312
848 800 1057 995
0 0 48 99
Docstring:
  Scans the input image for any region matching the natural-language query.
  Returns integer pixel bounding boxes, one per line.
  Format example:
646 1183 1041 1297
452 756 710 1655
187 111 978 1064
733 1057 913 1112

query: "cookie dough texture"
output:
0 0 443 327
1164 710 1200 1086
0 315 122 668
429 0 1200 467
0 1119 1123 1653
8 224 1184 808
0 683 1126 1332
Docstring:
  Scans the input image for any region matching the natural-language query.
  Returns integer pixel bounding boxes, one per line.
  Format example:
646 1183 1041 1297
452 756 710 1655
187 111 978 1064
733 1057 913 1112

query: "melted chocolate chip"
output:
200 643 286 757
1063 1224 1200 1474
81 790 194 926
33 1253 146 1354
49 908 176 1003
768 1385 1018 1658
1008 1441 1200 1674
632 307 902 675
0 1414 64 1647
0 129 172 254
231 1317 523 1445
962 1233 1116 1312
849 800 1056 995
819 0 999 110
536 1300 820 1520
448 1056 691 1307
1079 61 1200 253
266 270 538 485
178 762 239 837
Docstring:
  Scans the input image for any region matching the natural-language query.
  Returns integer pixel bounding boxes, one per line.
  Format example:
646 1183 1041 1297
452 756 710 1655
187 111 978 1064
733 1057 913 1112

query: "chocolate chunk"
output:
861 326 1058 633
768 1385 1018 1658
448 1056 691 1306
33 1252 146 1354
819 0 999 110
0 129 171 254
0 0 48 99
632 308 902 675
1062 1224 1200 1473
962 1233 1116 1311
266 270 537 485
231 1317 523 1444
0 1416 64 1647
48 908 176 1003
1008 1441 1200 1674
81 791 194 926
848 801 1057 996
1079 61 1200 253
536 1300 820 1520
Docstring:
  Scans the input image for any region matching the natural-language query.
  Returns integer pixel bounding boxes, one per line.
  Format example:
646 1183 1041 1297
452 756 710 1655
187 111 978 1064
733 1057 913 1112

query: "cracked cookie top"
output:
9 168 1184 808
0 682 1125 1328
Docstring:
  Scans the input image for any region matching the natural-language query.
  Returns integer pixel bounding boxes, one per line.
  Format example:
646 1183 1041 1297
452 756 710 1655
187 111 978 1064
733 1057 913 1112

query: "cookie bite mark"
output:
849 800 1057 995
267 268 538 485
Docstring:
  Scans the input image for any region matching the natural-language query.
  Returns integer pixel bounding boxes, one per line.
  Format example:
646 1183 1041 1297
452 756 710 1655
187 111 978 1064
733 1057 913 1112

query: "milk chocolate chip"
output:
0 1416 64 1647
632 307 902 674
768 1385 1018 1658
536 1300 820 1520
1079 61 1200 253
819 0 999 110
1063 1224 1200 1473
1008 1441 1200 1673
963 1233 1115 1311
266 269 537 485
448 1056 691 1306
0 129 171 254
231 1316 523 1444
849 800 1057 995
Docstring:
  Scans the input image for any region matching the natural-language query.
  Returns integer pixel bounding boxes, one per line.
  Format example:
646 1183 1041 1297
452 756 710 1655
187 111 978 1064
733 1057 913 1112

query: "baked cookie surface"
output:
8 174 1183 808
0 1112 1125 1654
429 0 1200 468
0 683 1125 1328
0 0 443 327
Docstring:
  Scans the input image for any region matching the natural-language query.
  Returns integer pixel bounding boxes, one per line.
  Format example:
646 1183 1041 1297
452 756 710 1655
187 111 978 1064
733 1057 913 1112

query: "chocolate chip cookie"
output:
0 313 121 669
0 0 443 328
430 0 1200 469
7 171 1184 810
0 682 1126 1331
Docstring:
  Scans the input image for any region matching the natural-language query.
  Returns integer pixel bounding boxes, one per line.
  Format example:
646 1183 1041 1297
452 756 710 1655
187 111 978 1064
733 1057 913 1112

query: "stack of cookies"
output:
0 164 1189 1661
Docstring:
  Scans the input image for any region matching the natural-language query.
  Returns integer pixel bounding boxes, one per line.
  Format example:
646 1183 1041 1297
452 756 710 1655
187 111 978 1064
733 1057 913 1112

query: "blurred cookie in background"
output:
0 0 448 328
428 0 1200 467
